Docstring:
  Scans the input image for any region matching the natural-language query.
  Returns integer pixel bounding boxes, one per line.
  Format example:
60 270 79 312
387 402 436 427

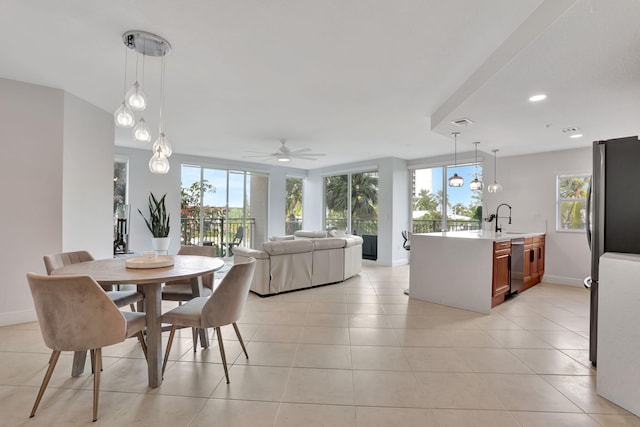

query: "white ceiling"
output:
1 0 639 168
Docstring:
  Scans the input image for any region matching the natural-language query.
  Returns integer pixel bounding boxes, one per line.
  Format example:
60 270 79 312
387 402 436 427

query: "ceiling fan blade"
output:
295 153 326 157
293 156 321 160
242 154 276 158
289 148 312 155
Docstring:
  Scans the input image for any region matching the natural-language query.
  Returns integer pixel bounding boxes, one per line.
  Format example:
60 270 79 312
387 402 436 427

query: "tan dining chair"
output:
161 245 217 301
44 251 144 311
26 273 147 422
161 257 256 383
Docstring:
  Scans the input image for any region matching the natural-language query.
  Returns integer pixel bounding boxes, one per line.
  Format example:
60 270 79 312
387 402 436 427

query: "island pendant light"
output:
469 141 483 191
448 132 464 187
487 149 503 193
114 30 173 174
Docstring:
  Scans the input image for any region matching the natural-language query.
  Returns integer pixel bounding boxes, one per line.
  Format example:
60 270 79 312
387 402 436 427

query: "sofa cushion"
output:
269 235 295 241
328 229 347 237
313 238 346 250
294 230 328 239
262 239 314 255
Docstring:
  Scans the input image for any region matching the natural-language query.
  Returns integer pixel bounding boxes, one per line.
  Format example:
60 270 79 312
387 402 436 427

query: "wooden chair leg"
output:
30 350 60 418
137 331 148 359
162 325 177 378
90 349 95 374
232 322 249 359
93 348 101 422
216 327 230 384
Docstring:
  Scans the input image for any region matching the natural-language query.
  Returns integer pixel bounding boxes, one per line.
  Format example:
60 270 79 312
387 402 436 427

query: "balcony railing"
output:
180 217 255 256
323 218 377 236
412 219 482 233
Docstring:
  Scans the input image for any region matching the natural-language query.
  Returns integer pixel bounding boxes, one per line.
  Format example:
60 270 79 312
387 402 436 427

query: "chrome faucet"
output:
494 203 512 233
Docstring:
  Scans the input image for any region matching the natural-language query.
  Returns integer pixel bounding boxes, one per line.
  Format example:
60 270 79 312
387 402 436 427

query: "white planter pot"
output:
151 237 170 253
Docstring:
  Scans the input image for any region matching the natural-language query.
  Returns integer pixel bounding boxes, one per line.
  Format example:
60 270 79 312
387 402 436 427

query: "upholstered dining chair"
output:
161 257 256 383
44 251 144 311
161 245 218 301
26 273 147 422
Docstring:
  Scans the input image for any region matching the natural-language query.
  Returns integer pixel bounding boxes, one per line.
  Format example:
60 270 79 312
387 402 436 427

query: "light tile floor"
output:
1 261 639 426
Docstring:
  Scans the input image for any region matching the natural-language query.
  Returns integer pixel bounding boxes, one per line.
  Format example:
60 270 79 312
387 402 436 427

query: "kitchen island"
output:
409 230 545 314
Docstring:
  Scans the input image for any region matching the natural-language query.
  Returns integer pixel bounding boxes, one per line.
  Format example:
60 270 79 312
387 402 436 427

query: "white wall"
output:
377 158 410 266
0 78 113 326
62 93 114 259
483 147 592 286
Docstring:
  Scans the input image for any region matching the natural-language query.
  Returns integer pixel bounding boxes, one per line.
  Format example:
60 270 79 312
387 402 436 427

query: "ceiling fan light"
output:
277 154 291 162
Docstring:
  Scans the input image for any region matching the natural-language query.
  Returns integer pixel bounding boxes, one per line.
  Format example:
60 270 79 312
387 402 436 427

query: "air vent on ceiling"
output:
451 118 474 127
560 126 580 133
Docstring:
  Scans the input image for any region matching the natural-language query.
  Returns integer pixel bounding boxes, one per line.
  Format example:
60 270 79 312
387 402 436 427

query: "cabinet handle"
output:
530 250 535 263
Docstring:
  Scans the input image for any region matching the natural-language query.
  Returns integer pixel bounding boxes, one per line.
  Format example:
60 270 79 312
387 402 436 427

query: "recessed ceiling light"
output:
570 133 583 139
529 94 547 102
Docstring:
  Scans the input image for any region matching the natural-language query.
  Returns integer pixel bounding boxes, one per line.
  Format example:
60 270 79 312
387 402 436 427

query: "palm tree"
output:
325 173 378 233
414 189 438 212
559 176 589 229
285 177 303 219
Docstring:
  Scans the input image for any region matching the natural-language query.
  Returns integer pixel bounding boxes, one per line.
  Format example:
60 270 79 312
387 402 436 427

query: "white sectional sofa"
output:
232 230 363 296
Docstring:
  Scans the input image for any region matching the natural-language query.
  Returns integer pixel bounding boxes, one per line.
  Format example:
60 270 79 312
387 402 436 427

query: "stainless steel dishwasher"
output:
510 237 525 294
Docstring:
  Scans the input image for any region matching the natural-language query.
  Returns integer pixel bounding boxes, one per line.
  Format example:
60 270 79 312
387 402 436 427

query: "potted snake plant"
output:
138 192 171 252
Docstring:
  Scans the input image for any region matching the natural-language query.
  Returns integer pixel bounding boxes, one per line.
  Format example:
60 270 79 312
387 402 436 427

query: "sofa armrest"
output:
343 235 364 247
232 246 269 259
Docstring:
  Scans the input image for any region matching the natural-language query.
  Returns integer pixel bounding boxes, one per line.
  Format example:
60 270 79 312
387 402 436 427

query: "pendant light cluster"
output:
447 132 464 187
487 149 503 193
114 31 173 174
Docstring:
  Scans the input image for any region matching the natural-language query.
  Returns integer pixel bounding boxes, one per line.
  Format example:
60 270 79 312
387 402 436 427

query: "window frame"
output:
556 173 591 233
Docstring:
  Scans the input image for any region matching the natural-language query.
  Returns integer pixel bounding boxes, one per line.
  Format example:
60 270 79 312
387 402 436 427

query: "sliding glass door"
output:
323 171 378 235
181 165 268 256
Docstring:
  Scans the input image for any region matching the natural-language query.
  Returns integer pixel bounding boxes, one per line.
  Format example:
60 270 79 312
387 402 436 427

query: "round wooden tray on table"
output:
125 256 175 269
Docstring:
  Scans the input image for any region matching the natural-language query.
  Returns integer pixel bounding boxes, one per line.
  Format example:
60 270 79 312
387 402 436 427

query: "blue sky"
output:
182 165 247 208
416 165 483 207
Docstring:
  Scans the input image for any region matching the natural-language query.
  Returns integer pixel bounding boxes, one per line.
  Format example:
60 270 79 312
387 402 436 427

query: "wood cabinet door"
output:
523 245 532 284
493 248 511 297
539 240 545 278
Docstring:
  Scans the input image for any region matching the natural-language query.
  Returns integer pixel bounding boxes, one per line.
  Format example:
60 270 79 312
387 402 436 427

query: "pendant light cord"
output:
493 150 498 184
122 46 128 96
159 55 165 134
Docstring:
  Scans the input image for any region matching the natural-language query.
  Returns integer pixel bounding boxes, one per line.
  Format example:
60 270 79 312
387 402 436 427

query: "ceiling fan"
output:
243 139 326 162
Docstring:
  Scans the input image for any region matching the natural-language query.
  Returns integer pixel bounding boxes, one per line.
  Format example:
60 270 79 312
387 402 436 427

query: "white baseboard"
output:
0 309 37 327
542 274 585 287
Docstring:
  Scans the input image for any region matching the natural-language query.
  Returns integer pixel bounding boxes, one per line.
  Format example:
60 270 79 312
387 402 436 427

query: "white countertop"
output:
414 230 545 242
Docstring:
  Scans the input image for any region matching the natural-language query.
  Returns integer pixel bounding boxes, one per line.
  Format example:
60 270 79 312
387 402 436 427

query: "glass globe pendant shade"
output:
132 117 151 142
448 173 464 187
114 102 135 128
487 182 503 193
149 149 170 174
470 177 483 191
125 81 147 111
152 132 172 157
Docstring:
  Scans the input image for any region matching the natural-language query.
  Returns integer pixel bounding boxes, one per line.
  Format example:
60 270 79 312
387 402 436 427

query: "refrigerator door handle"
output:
586 176 592 250
584 276 592 289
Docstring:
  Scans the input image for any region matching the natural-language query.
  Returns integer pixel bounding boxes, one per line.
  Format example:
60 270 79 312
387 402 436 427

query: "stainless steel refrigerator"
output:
586 136 640 366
